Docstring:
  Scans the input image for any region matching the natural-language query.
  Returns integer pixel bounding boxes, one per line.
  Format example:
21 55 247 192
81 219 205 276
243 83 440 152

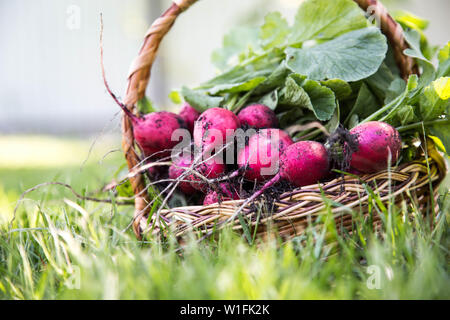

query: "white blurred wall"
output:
0 0 157 134
0 0 448 134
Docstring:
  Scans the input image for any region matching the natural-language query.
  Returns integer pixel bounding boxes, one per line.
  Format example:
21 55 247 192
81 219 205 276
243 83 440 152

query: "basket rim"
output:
143 155 445 239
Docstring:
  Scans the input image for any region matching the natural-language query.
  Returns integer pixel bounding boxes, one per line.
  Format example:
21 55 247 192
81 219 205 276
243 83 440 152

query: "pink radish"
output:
350 121 402 173
179 103 200 133
265 128 293 150
203 183 240 205
239 141 329 208
238 104 278 129
119 105 187 159
279 141 329 187
193 108 241 151
168 154 197 195
237 129 293 182
187 156 226 191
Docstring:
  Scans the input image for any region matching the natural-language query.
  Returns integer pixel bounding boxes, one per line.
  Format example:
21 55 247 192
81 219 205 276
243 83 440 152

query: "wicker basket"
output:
120 0 446 240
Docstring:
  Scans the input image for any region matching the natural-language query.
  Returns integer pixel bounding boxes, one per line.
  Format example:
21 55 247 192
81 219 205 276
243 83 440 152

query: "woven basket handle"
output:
123 0 417 239
122 0 197 239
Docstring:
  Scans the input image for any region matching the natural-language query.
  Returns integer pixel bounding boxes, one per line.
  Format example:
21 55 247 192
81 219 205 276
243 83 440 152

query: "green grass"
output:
0 135 449 300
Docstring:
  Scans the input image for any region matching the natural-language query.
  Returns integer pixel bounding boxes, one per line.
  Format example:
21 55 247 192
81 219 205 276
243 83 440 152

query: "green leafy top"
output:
179 0 386 113
285 27 387 82
211 27 261 71
170 0 449 154
289 0 368 44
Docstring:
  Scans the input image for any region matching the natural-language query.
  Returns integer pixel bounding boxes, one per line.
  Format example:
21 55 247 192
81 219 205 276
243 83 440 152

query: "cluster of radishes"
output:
124 102 402 206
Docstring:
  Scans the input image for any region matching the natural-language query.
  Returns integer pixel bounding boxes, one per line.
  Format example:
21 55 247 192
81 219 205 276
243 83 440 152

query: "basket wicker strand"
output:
121 0 445 240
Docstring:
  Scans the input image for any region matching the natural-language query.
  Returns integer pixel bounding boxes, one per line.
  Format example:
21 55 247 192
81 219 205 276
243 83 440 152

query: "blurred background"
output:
0 0 449 136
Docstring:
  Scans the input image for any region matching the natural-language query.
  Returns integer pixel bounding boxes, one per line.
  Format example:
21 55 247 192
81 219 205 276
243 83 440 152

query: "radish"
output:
264 128 293 150
279 141 329 187
237 129 293 182
239 141 329 206
349 121 402 173
203 183 240 205
168 154 196 194
187 156 226 191
193 108 241 151
119 105 187 158
179 103 200 133
238 104 278 129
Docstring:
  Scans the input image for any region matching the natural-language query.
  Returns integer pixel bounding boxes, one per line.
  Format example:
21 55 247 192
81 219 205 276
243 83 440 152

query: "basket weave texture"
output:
120 0 445 240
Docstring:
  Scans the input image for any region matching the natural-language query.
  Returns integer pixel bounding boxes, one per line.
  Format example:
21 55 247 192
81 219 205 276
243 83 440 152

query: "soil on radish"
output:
327 125 359 172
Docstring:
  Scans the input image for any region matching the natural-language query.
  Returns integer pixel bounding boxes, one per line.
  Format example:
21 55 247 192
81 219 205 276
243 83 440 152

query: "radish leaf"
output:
279 75 336 121
437 42 450 78
260 12 290 50
289 0 368 45
320 79 352 100
181 87 224 112
429 121 450 153
207 77 266 95
259 90 278 110
285 27 387 82
419 77 450 121
137 96 156 114
211 27 260 71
